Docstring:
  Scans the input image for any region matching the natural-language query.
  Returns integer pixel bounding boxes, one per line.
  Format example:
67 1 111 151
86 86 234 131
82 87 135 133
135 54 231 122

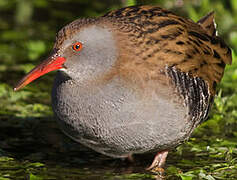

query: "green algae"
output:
0 0 236 179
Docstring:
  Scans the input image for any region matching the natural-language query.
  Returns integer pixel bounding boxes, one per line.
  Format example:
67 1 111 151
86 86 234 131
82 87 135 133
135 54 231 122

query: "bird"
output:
14 5 232 171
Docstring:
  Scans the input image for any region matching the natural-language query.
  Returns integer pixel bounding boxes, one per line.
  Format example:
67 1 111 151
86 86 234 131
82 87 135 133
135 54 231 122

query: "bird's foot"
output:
146 150 168 175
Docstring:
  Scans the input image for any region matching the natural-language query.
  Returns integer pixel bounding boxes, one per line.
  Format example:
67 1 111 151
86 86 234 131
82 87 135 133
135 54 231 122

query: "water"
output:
0 1 236 179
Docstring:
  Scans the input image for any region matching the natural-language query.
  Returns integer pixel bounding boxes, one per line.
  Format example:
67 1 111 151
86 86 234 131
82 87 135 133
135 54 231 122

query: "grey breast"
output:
51 71 198 158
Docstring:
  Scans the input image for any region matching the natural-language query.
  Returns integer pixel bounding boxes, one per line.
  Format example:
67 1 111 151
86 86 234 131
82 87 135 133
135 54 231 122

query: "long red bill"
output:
14 56 66 91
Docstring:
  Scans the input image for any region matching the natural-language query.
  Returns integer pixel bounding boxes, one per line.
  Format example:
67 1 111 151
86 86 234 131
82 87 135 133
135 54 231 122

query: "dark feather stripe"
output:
188 31 209 41
157 19 180 28
166 67 212 125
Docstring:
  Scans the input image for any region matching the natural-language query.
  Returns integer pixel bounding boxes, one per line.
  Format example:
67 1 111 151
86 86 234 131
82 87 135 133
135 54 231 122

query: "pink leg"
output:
127 153 134 163
146 150 168 171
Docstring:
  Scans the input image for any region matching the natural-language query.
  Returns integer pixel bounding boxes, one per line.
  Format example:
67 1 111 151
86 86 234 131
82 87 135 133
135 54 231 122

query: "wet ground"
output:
0 0 237 179
0 113 236 179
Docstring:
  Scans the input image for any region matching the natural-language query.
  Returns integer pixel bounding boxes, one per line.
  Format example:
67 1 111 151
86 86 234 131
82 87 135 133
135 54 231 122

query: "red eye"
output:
72 42 83 52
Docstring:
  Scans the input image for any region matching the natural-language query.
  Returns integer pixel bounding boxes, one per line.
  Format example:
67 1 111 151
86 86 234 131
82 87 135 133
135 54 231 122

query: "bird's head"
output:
14 18 118 91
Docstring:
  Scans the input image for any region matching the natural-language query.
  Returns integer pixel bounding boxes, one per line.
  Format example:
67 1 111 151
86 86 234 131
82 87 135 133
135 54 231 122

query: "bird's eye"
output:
72 42 83 52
